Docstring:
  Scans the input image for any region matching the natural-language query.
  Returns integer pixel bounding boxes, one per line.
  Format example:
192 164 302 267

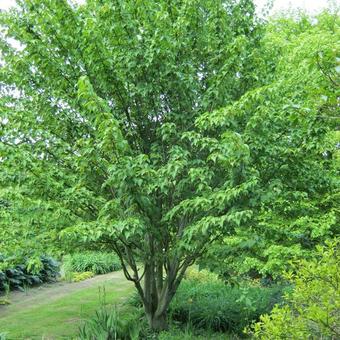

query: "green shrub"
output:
78 305 141 340
169 279 288 335
184 267 219 283
250 239 340 339
0 298 10 305
63 251 122 276
0 255 59 292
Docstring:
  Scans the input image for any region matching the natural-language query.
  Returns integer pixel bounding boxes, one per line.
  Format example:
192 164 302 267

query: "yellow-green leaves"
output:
250 240 340 339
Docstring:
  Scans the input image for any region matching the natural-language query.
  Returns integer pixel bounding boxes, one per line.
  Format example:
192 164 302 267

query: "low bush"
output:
71 271 95 282
184 267 219 283
0 256 59 292
249 239 340 339
0 298 10 305
63 251 122 276
169 279 288 335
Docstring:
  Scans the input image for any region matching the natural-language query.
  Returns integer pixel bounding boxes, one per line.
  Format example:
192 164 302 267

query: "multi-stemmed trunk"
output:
114 230 198 331
146 309 168 331
141 259 186 331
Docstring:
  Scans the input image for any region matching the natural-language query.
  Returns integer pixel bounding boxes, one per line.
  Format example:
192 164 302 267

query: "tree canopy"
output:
201 11 340 280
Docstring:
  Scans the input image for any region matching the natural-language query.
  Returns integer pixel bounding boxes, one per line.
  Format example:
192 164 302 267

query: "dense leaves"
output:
0 255 59 292
0 0 264 329
0 187 72 267
250 240 340 339
79 305 141 340
169 279 287 335
200 11 340 280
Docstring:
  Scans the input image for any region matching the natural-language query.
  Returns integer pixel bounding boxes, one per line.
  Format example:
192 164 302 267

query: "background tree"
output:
199 10 340 282
0 0 263 330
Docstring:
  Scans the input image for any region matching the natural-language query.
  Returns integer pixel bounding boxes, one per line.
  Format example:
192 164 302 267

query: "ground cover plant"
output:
78 304 142 340
0 255 59 292
127 267 289 337
71 271 95 282
0 0 338 334
62 251 121 282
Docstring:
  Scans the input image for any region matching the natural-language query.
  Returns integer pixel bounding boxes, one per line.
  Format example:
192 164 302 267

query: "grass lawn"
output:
0 274 133 339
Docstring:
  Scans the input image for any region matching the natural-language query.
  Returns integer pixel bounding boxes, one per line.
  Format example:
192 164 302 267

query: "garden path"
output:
1 271 126 313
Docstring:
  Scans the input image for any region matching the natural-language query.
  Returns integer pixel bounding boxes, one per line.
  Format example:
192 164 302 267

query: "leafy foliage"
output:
78 305 141 340
158 327 231 340
249 239 340 339
0 256 59 292
169 279 287 335
0 298 10 305
71 271 94 283
184 267 219 283
0 188 70 268
0 0 338 330
63 251 122 275
200 10 340 280
0 0 264 329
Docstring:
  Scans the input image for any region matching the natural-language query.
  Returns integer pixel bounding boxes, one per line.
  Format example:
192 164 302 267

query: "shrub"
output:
0 256 59 292
184 267 219 283
63 251 121 276
169 279 288 335
249 239 340 339
71 271 95 283
0 298 10 305
78 305 141 340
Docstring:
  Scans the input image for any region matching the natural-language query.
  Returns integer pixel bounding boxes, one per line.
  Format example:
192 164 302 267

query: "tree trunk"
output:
139 236 190 331
147 312 168 331
143 260 171 331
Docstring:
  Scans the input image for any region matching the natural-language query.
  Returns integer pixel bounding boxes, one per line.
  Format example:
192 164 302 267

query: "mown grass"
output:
0 275 133 339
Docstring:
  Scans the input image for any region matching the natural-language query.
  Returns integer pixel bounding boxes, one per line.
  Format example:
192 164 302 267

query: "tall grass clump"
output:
63 251 122 275
169 279 288 335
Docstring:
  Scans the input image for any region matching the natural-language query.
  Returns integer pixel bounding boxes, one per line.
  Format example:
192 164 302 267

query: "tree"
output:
198 10 340 282
1 1 338 331
0 0 263 330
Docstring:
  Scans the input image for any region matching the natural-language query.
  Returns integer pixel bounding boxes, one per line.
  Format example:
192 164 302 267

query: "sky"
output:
0 0 333 13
